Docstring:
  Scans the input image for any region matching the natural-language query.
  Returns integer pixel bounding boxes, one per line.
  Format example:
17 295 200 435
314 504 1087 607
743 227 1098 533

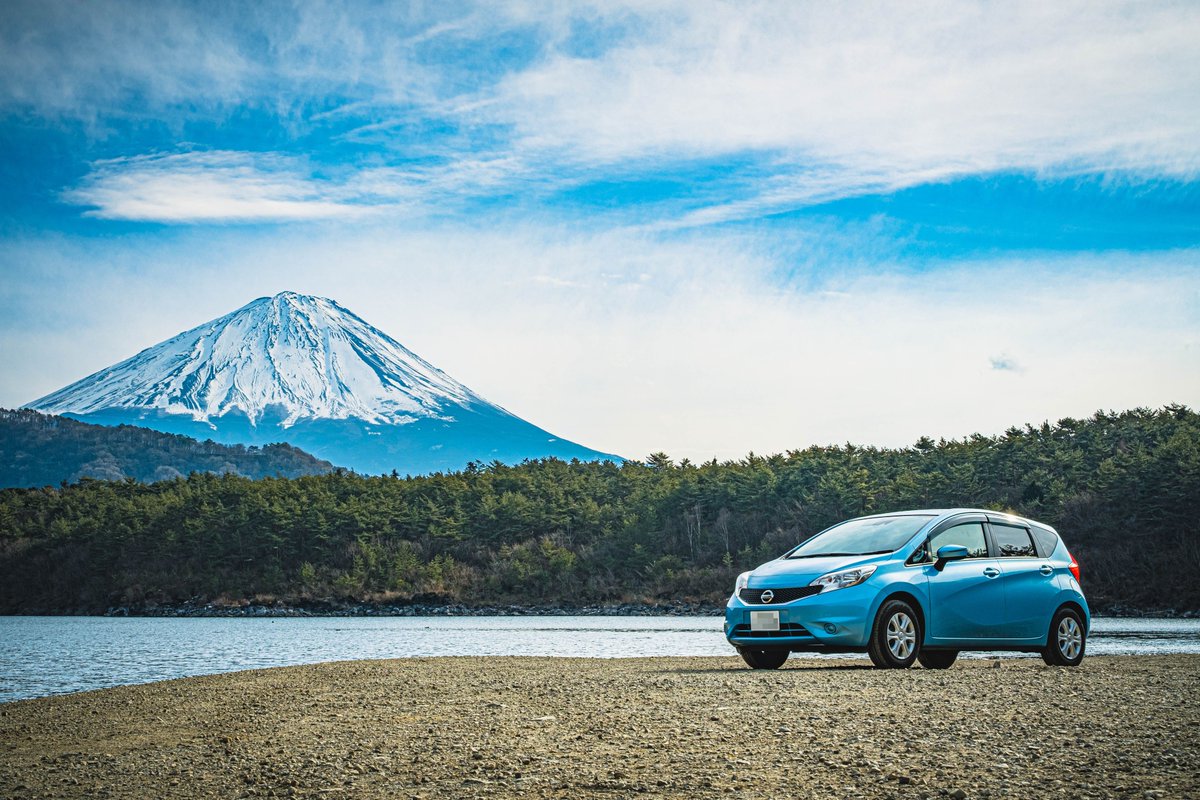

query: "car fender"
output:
1050 582 1091 634
858 564 931 647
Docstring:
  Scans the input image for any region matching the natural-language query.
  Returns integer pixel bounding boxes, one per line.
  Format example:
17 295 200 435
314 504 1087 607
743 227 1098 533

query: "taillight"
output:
1066 550 1081 583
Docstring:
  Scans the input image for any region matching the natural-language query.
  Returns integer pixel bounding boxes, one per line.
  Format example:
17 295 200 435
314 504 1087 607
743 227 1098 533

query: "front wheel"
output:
917 649 958 669
1041 607 1086 666
868 599 921 668
738 646 789 670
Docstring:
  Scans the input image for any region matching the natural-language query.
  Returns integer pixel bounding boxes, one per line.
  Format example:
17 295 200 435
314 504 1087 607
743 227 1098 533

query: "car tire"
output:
738 646 789 670
1041 607 1086 667
867 598 921 669
916 649 958 669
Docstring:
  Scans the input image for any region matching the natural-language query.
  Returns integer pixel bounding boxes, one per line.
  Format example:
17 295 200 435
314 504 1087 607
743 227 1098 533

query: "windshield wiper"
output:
789 549 892 559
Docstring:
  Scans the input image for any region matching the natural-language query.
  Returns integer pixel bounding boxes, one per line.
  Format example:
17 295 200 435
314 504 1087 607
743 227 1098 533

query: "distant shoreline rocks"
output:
12 592 1199 619
100 599 728 618
64 599 1197 619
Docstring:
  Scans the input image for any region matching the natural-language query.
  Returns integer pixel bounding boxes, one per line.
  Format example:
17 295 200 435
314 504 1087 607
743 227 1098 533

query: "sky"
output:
1 0 1198 461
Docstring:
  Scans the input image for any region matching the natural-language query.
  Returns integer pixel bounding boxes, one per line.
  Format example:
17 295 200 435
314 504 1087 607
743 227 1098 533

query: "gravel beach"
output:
1 655 1197 799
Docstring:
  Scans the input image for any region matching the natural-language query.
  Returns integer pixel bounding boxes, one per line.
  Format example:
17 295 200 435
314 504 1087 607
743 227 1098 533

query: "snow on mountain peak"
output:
29 292 483 427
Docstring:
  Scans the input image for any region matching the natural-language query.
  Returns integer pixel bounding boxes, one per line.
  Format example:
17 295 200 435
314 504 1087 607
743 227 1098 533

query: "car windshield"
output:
787 515 934 558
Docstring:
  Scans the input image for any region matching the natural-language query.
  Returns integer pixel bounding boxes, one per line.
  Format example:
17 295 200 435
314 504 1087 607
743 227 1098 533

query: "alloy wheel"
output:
1057 615 1082 660
886 611 916 660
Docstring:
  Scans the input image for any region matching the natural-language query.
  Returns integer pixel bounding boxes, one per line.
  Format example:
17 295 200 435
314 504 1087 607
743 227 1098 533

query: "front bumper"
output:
725 584 876 651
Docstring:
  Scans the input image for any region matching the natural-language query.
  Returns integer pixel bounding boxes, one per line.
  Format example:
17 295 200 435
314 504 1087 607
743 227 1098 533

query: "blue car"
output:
725 509 1088 669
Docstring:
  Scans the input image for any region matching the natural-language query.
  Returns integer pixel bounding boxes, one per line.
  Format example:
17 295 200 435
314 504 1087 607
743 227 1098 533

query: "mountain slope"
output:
30 292 479 426
26 292 619 474
0 408 334 488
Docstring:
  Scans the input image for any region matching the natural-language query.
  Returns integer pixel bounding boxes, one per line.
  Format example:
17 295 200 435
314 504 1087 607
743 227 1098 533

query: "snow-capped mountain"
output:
34 293 480 427
27 292 619 474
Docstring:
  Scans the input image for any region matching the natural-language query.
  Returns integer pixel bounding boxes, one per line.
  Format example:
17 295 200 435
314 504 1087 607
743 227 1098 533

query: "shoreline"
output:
1 654 1195 799
7 600 1197 618
25 600 731 618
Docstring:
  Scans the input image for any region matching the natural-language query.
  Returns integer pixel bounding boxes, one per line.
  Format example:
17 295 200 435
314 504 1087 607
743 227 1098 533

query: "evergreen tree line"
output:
1 406 1197 613
0 408 333 488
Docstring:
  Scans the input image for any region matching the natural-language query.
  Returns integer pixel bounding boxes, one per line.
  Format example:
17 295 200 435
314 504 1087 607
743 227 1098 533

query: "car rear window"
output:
1030 525 1059 558
992 523 1037 557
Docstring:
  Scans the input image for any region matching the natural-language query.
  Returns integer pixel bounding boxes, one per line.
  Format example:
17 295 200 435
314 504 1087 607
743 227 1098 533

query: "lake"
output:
2 615 1198 703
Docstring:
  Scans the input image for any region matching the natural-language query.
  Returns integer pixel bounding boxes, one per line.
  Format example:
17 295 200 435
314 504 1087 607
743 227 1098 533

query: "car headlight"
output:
809 564 877 592
733 571 752 595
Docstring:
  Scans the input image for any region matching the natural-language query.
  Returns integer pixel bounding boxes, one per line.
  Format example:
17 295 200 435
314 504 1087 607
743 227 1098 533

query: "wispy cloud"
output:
65 152 370 223
989 355 1024 373
483 2 1200 219
9 2 1199 227
64 151 538 223
0 1 442 121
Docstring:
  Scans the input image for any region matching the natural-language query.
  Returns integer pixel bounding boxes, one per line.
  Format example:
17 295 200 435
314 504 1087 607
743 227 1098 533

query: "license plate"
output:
750 610 780 631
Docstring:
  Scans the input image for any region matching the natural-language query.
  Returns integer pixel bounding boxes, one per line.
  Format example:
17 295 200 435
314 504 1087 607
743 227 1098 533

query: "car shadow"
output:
661 662 876 675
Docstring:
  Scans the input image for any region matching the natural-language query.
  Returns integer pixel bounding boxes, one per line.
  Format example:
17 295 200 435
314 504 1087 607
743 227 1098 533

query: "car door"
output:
920 519 1008 642
989 519 1059 641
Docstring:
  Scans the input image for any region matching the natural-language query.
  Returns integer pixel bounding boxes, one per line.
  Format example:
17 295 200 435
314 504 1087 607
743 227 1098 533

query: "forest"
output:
0 408 333 487
0 406 1197 614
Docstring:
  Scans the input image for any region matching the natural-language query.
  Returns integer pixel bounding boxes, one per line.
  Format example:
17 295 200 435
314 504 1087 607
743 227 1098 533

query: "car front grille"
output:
738 586 823 604
731 623 812 638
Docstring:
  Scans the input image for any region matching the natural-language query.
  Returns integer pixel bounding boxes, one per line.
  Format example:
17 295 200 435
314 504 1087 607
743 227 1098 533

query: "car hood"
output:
747 554 887 586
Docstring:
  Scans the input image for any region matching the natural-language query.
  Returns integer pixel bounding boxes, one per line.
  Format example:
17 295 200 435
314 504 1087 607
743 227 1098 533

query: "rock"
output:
2 654 1197 800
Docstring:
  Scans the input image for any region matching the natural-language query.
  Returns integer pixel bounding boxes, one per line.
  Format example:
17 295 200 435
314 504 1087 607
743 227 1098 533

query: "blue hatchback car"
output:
725 509 1088 669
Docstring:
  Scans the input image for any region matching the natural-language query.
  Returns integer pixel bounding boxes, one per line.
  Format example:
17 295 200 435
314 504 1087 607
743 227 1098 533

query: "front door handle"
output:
1039 565 1054 576
983 567 1000 578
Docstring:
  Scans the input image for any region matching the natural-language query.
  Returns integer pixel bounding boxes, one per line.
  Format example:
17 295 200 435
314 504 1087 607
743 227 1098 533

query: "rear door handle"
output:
1039 565 1054 576
983 567 1000 578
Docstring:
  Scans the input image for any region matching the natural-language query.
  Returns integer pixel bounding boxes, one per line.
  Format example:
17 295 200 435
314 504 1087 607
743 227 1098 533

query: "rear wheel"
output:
868 599 921 669
916 649 958 669
738 646 789 670
1041 607 1086 666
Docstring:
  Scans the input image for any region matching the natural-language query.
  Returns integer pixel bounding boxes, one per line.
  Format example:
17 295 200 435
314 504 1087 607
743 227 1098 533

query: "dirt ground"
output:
2 655 1197 799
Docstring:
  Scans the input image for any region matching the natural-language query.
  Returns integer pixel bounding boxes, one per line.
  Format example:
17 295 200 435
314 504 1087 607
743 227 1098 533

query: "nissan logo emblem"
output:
760 590 774 604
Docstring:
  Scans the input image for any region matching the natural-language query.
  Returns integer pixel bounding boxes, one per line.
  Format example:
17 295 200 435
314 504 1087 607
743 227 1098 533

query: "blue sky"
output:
1 1 1198 459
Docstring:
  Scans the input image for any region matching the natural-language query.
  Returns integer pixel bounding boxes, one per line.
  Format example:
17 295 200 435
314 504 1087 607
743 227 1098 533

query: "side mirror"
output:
934 544 970 572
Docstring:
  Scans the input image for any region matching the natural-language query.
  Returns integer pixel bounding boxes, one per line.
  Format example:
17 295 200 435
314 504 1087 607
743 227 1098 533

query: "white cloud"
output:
4 227 1197 460
64 151 539 223
64 152 370 222
479 1 1200 217
0 1 442 121
989 355 1024 373
12 2 1200 226
407 4 1200 232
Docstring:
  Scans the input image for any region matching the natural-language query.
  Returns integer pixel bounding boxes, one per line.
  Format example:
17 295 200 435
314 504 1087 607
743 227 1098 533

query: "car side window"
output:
992 523 1037 557
913 522 988 563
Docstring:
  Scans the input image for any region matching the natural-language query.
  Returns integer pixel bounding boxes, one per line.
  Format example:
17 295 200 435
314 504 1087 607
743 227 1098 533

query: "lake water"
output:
2 615 1198 703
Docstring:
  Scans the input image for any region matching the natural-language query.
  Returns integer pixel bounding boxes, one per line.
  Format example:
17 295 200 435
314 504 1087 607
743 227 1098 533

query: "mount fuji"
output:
27 292 620 474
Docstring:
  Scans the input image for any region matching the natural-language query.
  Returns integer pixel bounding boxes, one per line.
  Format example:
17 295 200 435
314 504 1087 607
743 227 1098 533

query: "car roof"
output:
855 508 1053 530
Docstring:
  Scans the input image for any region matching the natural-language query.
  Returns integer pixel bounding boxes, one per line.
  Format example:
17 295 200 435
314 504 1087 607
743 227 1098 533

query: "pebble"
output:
1 655 1196 799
